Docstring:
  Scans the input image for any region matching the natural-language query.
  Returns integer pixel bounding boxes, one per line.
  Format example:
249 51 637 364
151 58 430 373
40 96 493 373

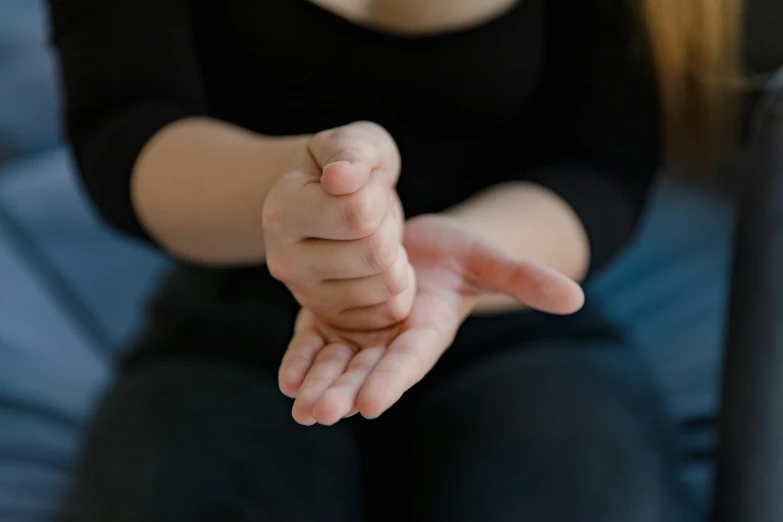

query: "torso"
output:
135 0 654 363
162 0 556 345
190 0 547 217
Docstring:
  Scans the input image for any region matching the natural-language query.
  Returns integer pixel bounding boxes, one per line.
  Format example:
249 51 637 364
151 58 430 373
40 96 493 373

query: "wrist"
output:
255 133 313 186
441 185 538 315
443 182 589 282
256 132 313 223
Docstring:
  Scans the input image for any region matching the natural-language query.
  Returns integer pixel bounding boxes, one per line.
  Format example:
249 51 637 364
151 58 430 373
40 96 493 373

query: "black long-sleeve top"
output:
49 0 659 276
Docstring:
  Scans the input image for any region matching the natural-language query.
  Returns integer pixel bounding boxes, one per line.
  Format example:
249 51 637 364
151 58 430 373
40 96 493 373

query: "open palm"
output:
279 214 585 426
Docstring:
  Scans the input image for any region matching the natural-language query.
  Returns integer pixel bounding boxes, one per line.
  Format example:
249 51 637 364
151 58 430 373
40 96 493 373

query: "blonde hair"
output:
640 0 743 171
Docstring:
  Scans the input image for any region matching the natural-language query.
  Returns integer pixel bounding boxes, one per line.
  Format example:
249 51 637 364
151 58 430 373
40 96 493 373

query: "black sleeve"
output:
48 0 208 241
520 0 661 275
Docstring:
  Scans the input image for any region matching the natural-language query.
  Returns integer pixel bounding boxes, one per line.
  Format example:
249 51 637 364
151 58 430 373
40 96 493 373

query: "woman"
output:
50 0 740 520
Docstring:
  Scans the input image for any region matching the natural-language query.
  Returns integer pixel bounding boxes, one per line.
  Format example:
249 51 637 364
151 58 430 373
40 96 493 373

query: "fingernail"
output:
324 160 352 171
292 408 316 427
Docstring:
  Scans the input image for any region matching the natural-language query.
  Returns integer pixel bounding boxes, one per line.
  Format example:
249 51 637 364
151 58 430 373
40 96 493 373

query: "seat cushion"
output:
0 226 108 520
0 0 61 158
588 179 735 506
590 180 733 420
0 148 170 351
0 148 169 519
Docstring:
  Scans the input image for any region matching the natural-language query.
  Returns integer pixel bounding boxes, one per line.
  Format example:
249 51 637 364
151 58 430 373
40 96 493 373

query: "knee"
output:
408 347 683 521
414 345 668 443
58 364 269 521
60 362 348 522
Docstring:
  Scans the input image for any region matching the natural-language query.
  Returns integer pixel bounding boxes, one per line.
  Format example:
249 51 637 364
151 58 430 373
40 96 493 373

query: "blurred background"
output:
0 1 780 520
0 2 170 518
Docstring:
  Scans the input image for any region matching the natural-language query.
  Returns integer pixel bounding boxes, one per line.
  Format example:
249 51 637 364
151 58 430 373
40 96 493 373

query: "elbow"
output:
66 100 200 244
77 158 152 243
524 163 657 276
68 122 154 243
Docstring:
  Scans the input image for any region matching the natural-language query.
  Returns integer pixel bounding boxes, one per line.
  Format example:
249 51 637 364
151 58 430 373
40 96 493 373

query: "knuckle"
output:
310 128 335 148
381 263 408 297
354 121 387 139
326 127 363 153
319 122 394 149
383 295 411 323
311 128 364 163
364 230 398 273
356 121 398 155
344 192 382 236
328 126 352 141
391 193 405 222
261 199 286 236
266 253 296 283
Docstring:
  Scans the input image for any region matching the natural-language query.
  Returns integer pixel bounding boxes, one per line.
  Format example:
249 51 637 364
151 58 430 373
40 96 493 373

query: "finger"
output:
330 260 416 330
287 170 392 240
295 207 402 279
357 326 445 419
308 247 410 310
312 346 385 426
464 240 585 315
278 328 325 398
292 342 356 425
310 122 400 195
391 192 405 234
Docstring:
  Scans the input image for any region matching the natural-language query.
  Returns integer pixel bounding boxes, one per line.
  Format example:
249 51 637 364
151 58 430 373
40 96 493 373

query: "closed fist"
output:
263 122 415 331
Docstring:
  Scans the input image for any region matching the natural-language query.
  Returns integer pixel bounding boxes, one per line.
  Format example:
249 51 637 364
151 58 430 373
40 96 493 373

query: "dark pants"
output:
58 271 695 522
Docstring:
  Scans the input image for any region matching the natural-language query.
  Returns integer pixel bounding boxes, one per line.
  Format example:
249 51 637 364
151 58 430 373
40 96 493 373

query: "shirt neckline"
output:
301 0 526 43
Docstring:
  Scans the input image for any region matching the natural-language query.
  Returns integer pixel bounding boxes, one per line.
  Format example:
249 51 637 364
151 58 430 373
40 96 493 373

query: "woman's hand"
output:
279 214 585 426
263 121 415 331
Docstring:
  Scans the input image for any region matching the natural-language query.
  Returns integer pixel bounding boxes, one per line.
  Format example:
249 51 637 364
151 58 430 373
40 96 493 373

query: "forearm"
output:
445 181 590 314
131 117 308 265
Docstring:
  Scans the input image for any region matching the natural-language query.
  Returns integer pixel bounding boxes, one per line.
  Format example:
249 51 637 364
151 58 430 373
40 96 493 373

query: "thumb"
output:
309 123 399 196
320 159 372 196
463 240 585 315
308 131 376 196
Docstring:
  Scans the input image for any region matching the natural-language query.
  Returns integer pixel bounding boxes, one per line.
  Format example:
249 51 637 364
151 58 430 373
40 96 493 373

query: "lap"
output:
404 340 694 522
61 299 694 522
59 360 363 522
